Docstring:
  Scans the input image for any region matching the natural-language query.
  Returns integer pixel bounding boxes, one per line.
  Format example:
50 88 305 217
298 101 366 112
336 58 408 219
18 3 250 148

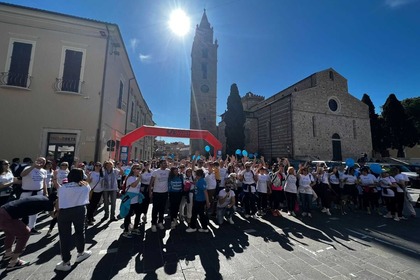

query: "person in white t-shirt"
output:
55 168 91 271
359 167 379 215
86 162 104 226
122 164 143 238
256 167 271 216
0 159 20 206
298 167 316 217
379 171 398 220
20 157 47 234
239 162 257 218
139 162 153 223
392 167 410 220
284 166 298 217
216 183 236 225
149 160 170 232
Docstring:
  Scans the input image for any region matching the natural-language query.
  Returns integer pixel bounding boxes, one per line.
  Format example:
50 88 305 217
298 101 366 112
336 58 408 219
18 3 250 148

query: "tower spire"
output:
199 9 211 29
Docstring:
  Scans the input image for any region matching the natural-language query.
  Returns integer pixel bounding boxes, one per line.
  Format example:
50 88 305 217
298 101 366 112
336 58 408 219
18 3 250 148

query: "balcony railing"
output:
0 72 32 88
54 78 84 94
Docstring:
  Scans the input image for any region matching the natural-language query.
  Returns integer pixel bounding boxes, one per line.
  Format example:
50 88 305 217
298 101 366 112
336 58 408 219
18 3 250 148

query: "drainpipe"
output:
94 25 111 162
125 78 135 134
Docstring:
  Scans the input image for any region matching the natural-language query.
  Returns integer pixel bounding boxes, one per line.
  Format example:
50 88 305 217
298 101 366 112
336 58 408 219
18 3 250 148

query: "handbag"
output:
89 179 101 200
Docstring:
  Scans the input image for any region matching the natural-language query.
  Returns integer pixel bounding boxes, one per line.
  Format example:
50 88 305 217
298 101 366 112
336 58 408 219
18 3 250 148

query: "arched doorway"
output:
332 133 342 161
120 125 222 161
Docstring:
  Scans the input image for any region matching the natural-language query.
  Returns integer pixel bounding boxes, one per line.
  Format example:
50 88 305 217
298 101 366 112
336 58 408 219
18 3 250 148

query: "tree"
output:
361 94 388 156
224 83 246 155
401 97 420 142
381 94 418 157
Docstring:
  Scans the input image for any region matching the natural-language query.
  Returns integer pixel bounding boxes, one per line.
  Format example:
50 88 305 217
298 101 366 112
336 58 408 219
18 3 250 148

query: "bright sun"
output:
168 9 190 36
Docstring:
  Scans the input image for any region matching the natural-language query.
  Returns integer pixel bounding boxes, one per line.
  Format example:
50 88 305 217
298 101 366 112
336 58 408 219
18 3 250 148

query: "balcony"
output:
54 78 84 94
0 72 32 89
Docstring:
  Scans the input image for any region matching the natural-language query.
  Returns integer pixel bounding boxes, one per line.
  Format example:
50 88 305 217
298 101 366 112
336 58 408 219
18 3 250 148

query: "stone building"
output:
0 3 154 163
219 68 373 161
190 10 218 153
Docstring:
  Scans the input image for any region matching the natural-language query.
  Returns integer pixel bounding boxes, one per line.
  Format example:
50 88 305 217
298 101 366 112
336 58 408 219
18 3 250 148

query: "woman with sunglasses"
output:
53 162 70 189
86 162 104 226
0 160 20 206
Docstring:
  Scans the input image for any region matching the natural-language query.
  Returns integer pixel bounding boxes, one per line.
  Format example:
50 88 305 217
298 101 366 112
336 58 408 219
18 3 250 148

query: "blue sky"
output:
4 0 420 144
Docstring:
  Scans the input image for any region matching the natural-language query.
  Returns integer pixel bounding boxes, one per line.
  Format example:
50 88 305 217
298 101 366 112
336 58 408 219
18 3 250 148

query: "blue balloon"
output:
196 155 201 160
124 168 130 176
369 163 382 174
249 153 254 159
192 155 196 160
235 149 241 155
345 158 355 168
205 145 210 152
242 150 248 157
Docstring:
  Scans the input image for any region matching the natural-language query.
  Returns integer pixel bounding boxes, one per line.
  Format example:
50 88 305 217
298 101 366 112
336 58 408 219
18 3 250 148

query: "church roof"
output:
199 9 211 29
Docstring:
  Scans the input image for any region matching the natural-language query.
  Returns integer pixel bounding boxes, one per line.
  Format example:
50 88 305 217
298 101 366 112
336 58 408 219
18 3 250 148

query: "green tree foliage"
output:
361 94 388 156
401 97 420 141
224 83 246 155
382 94 418 157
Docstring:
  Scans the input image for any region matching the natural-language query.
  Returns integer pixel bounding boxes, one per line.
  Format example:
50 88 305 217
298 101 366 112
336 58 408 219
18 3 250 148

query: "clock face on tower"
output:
200 84 209 93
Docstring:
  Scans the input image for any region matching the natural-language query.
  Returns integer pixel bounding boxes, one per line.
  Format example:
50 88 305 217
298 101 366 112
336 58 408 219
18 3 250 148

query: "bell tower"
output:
190 9 218 154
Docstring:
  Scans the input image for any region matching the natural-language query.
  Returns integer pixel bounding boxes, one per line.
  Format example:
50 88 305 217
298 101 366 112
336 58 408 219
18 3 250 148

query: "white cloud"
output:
385 0 418 8
139 53 152 63
130 38 138 52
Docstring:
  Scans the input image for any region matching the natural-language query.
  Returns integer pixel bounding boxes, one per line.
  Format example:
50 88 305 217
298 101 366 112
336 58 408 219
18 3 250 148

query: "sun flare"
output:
168 9 190 36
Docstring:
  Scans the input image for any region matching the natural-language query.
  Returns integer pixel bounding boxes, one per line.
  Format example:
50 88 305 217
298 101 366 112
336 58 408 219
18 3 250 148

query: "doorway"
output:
332 133 342 161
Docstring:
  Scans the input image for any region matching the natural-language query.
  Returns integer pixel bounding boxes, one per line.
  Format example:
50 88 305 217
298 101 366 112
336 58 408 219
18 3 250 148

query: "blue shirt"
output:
194 178 207 202
168 176 183 192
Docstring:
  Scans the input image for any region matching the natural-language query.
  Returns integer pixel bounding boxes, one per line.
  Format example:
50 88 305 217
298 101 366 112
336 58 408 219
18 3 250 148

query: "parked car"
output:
366 163 420 188
309 160 344 171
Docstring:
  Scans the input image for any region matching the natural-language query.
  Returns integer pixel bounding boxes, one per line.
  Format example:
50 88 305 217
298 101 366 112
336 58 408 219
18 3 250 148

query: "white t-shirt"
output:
256 174 270 193
141 171 152 185
217 188 235 208
56 169 69 184
359 174 377 186
205 172 217 190
126 176 141 204
0 171 14 197
219 167 227 188
89 171 104 193
284 175 298 194
152 169 170 193
379 176 396 197
22 167 47 191
343 174 357 185
241 169 255 185
58 182 90 209
394 173 409 193
329 173 340 185
298 174 314 194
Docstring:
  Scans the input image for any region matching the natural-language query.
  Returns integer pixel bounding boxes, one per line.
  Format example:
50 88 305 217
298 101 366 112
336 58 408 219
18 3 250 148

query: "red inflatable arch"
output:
120 125 222 159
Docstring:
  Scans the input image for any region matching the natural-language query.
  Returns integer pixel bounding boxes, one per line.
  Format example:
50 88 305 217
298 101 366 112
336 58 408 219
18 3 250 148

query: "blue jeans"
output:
299 193 313 213
216 206 235 224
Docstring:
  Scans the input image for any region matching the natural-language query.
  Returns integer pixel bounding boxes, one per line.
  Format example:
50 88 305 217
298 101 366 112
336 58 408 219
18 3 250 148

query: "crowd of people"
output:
0 153 417 272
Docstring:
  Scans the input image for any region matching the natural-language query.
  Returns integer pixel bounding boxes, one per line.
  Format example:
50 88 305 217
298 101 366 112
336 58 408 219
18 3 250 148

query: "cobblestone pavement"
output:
1 201 419 280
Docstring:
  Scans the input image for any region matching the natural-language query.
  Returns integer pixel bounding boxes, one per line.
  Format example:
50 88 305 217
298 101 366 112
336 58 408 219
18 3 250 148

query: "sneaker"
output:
151 225 157 232
198 228 209 233
142 215 147 223
326 209 331 216
75 250 92 263
157 223 165 230
30 228 41 235
86 220 94 226
6 259 30 271
46 229 53 236
287 211 292 216
383 213 393 219
228 218 234 225
131 228 142 235
308 213 312 218
302 212 307 217
122 231 133 238
400 216 408 220
55 261 71 272
171 220 177 229
110 216 118 222
321 207 327 213
394 216 400 222
186 227 197 233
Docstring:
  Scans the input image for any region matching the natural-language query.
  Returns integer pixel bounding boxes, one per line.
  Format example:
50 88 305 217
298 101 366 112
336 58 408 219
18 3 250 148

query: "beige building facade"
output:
0 3 154 163
219 68 373 162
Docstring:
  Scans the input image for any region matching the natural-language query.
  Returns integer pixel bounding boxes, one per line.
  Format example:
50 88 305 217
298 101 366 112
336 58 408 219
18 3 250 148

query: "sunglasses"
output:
133 167 141 170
